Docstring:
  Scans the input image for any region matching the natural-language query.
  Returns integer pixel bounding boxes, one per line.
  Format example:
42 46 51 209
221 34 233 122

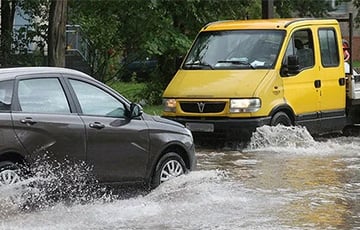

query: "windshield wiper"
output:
217 60 255 69
184 61 214 70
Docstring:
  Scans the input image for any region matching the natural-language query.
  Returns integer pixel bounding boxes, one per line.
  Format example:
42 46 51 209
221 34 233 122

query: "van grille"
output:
180 102 226 113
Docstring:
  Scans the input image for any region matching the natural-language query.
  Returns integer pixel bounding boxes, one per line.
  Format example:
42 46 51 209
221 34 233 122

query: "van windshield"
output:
183 30 285 70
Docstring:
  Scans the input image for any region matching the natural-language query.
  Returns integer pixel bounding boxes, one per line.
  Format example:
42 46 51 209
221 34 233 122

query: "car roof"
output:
0 67 93 81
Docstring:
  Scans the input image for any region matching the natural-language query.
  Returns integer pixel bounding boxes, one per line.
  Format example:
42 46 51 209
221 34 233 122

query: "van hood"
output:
163 70 270 98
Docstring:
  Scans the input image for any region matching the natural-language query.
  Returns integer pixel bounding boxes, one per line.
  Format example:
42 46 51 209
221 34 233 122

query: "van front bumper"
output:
162 116 272 141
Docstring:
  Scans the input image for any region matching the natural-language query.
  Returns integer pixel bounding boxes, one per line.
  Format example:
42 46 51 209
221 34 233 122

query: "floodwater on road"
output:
0 125 359 229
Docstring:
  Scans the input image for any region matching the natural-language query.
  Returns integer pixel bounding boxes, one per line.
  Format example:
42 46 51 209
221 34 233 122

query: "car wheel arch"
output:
0 152 26 166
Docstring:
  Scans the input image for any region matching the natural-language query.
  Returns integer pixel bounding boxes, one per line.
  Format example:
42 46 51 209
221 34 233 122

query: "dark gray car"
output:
0 67 196 189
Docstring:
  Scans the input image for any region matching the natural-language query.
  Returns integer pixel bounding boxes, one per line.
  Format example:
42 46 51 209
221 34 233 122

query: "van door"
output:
282 28 321 132
317 27 346 132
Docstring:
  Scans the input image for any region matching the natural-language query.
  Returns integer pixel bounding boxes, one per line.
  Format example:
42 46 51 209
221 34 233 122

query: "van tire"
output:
270 112 292 126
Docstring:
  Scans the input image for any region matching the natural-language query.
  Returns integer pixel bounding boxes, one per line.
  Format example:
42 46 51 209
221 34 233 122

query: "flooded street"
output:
1 125 360 229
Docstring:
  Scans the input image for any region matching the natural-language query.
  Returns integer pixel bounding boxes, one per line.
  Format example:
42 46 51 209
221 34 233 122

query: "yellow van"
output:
162 18 357 141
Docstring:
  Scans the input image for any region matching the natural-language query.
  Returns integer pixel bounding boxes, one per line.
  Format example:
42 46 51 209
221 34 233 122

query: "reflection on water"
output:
198 125 360 229
1 125 359 229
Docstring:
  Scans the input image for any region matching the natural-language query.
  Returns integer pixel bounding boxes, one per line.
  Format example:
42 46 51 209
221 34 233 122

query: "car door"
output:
66 77 150 183
0 80 27 155
11 74 86 162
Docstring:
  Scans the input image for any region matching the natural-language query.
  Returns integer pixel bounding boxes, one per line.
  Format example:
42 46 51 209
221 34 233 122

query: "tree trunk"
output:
48 0 67 67
1 0 17 67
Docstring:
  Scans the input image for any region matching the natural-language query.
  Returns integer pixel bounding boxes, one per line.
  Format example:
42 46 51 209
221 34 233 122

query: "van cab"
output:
162 18 348 141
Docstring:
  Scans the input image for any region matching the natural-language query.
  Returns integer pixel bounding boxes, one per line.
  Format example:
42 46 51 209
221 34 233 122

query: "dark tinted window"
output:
18 78 70 113
69 79 125 117
0 80 13 111
318 28 339 67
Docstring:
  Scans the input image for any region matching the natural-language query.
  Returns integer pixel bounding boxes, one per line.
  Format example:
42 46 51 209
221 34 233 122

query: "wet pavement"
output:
0 125 359 229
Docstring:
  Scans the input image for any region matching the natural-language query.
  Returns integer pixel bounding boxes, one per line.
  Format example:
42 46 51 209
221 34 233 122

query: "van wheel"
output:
151 152 186 188
270 112 292 126
0 161 22 186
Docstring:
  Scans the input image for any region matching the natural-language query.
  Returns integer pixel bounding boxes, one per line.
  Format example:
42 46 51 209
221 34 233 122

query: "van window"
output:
318 28 339 67
284 29 314 70
183 30 285 70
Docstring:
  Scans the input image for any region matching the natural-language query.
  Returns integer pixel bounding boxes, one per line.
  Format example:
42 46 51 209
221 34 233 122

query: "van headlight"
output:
230 98 261 113
163 98 176 112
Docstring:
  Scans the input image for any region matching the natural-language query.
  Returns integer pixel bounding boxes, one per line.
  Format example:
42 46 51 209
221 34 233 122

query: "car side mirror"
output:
129 103 143 118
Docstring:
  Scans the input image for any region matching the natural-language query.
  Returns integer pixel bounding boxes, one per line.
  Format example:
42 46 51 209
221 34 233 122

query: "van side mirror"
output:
175 56 184 69
287 55 300 75
281 55 300 77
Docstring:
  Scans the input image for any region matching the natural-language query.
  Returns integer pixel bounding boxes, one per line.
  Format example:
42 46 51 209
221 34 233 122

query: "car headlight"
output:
230 98 261 113
163 99 176 112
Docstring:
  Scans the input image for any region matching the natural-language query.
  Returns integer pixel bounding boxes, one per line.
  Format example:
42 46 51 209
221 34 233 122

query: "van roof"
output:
202 18 339 31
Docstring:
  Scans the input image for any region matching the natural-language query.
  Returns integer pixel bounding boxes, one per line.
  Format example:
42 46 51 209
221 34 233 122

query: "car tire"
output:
0 161 22 186
270 111 292 126
151 152 186 188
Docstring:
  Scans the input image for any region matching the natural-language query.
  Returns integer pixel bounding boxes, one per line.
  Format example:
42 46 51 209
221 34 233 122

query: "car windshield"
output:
183 30 285 70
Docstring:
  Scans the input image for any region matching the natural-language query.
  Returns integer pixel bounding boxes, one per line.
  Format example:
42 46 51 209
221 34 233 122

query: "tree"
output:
1 0 18 66
274 0 349 18
48 0 67 67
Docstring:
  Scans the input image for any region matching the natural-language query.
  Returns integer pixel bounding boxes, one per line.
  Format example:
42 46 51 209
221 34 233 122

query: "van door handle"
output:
314 80 321 88
339 78 345 86
89 122 105 129
20 117 37 126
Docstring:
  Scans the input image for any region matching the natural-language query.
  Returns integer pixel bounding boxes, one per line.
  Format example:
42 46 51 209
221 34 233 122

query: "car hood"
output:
143 113 184 128
163 69 270 98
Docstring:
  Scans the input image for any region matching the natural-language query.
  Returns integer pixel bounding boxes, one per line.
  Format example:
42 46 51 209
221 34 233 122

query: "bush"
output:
107 81 145 103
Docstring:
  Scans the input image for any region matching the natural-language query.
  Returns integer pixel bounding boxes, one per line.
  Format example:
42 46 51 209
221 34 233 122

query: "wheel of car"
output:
152 152 186 188
0 161 22 186
270 111 292 126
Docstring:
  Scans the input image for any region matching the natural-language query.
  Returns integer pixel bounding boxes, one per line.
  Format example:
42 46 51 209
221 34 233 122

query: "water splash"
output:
248 125 316 149
245 125 360 155
1 170 283 229
0 155 113 217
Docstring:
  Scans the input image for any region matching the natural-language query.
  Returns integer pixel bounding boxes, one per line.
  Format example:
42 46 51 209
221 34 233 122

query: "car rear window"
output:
0 80 13 111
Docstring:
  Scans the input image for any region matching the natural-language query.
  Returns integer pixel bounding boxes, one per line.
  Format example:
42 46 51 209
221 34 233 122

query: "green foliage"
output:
275 0 350 18
106 80 162 115
107 81 145 104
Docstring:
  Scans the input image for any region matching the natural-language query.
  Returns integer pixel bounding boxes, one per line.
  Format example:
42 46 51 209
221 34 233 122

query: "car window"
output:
69 79 125 117
0 80 13 111
18 78 71 113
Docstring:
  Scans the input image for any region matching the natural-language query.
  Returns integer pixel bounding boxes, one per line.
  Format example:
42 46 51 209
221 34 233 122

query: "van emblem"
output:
197 102 206 113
